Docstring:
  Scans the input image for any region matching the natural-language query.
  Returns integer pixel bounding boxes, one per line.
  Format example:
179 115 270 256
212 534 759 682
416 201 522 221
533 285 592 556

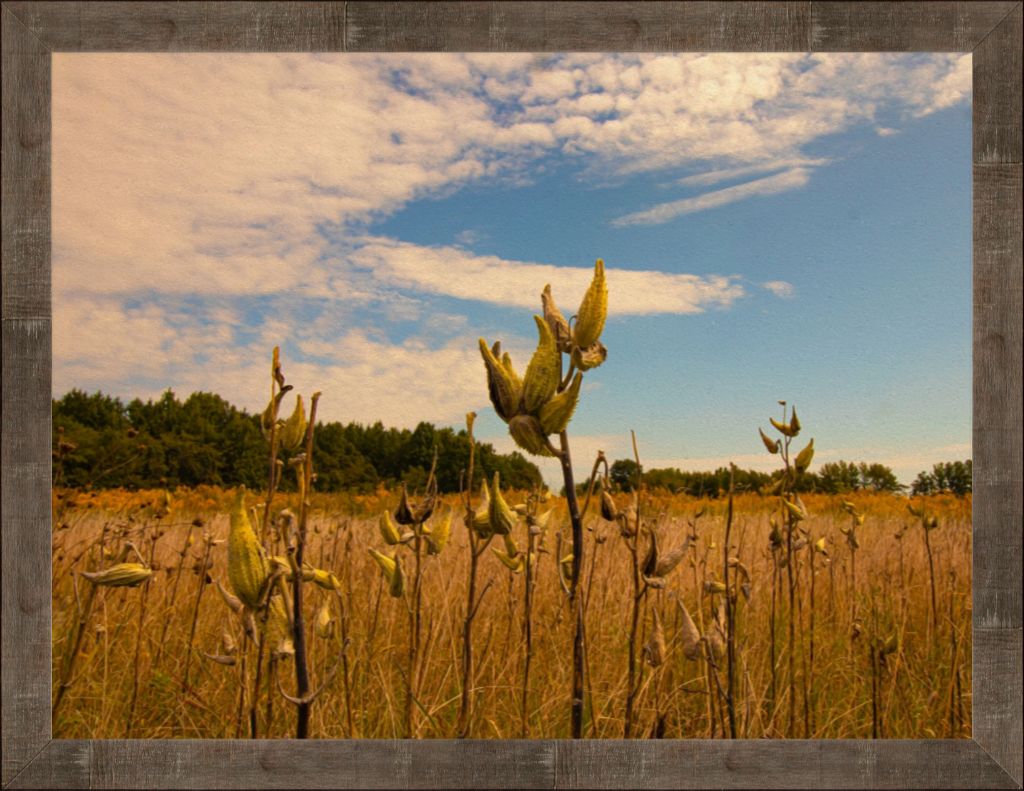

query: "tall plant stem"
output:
180 538 213 693
405 532 424 738
520 528 537 738
291 392 320 738
457 415 484 738
558 429 585 739
723 467 738 739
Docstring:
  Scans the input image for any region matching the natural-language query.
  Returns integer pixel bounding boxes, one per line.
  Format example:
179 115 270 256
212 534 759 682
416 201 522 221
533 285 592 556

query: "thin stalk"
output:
290 392 321 738
723 467 737 739
180 537 214 693
558 429 585 739
520 527 537 738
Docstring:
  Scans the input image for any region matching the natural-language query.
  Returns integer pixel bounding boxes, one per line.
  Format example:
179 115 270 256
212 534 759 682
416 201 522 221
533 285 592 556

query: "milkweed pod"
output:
925 515 938 531
471 479 492 536
643 609 666 668
573 259 607 349
82 562 153 588
270 555 293 580
538 372 582 435
426 512 451 555
708 627 726 662
268 596 294 658
677 599 703 660
488 472 517 536
769 417 797 437
309 568 335 590
492 546 525 573
789 408 801 435
388 554 405 598
600 487 619 522
228 487 269 608
508 414 554 457
704 579 727 595
394 484 415 526
216 580 244 613
794 438 814 473
907 503 924 518
541 284 573 352
814 537 828 555
729 557 751 583
532 509 553 532
783 498 806 522
882 634 899 655
368 548 396 583
842 500 858 514
559 553 574 578
522 315 561 414
379 511 403 545
279 394 307 452
479 338 522 422
653 543 687 578
315 601 334 640
222 630 237 655
502 532 519 558
759 428 780 454
571 339 607 371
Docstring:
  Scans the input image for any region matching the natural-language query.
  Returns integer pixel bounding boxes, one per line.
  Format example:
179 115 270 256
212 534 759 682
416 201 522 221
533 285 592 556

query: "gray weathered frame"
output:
2 1 1021 788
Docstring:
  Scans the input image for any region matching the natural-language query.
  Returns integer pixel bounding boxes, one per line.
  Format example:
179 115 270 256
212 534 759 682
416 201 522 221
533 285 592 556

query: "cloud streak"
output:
612 168 812 227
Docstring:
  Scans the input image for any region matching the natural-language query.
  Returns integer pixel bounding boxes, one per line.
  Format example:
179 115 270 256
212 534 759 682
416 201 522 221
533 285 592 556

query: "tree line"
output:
52 389 542 493
605 457 971 497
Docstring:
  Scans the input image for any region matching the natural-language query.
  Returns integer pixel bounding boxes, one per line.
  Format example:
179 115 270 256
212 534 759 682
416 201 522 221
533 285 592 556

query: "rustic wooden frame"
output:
2 2 1020 788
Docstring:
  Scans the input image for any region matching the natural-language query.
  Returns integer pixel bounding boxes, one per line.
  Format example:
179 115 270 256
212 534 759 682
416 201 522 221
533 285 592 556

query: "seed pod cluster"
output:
227 488 269 609
478 259 608 457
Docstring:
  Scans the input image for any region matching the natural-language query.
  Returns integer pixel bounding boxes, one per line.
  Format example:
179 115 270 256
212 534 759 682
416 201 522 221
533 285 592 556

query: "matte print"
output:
50 53 972 740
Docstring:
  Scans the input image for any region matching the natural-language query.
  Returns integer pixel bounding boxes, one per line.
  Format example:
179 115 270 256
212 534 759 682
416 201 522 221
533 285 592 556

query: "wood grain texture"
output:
0 1 1021 789
810 1 1018 51
4 742 89 791
974 4 1023 164
346 2 810 51
974 628 1024 786
1 6 50 320
1 319 53 788
553 739 1019 789
973 164 1023 633
2 1 345 51
84 740 554 789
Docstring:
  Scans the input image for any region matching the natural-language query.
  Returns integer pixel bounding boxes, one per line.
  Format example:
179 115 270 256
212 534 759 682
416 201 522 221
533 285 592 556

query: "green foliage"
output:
53 389 542 493
911 460 972 496
817 461 902 494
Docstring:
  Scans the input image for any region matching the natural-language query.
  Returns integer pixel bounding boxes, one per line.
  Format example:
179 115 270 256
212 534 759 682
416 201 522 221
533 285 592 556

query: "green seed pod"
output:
315 601 334 640
308 567 336 590
278 394 307 451
488 472 517 536
538 372 582 436
479 338 522 422
388 554 405 598
426 512 452 555
82 562 153 588
379 511 403 545
472 479 492 537
541 284 572 352
759 428 780 454
502 532 519 558
227 488 269 609
571 340 607 372
600 487 619 522
769 417 797 437
368 547 396 581
492 546 525 573
783 498 806 522
794 438 815 473
508 414 554 457
522 315 561 415
573 259 607 349
789 408 801 435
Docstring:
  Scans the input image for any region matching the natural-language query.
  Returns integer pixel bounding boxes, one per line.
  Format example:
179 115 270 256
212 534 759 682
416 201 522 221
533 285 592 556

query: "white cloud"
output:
612 168 812 227
348 238 745 315
675 157 829 188
761 280 796 299
876 127 900 137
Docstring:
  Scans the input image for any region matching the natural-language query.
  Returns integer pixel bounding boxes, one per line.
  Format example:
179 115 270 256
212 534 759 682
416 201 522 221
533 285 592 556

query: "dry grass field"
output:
51 485 971 740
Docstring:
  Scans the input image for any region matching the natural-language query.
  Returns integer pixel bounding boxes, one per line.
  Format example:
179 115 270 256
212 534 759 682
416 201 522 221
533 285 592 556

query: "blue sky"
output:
52 53 972 487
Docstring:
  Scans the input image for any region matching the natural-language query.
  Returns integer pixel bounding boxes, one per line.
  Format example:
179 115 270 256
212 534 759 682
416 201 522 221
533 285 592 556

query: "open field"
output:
51 486 971 739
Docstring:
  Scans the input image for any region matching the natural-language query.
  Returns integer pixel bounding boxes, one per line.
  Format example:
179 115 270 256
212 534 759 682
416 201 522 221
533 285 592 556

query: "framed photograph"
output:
3 2 1020 788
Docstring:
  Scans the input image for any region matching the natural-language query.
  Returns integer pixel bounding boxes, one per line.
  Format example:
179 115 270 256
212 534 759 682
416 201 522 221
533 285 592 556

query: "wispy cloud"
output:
612 168 812 227
761 280 796 299
348 238 745 315
675 158 829 188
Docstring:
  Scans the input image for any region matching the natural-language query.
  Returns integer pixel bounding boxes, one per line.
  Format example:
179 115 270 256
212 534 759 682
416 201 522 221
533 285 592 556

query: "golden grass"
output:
51 487 971 739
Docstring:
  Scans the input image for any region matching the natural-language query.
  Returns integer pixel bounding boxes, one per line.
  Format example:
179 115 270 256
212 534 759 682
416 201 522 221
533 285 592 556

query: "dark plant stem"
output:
558 429 585 739
723 467 737 739
291 392 320 738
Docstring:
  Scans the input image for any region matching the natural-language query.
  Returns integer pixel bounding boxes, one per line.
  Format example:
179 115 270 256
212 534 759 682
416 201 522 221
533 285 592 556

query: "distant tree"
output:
817 460 862 494
857 462 903 493
914 460 972 496
609 458 639 491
